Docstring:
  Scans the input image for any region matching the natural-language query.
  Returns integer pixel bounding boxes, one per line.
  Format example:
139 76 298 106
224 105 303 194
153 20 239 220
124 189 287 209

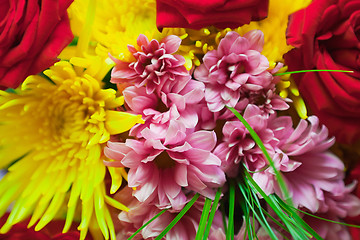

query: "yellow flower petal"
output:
105 110 144 135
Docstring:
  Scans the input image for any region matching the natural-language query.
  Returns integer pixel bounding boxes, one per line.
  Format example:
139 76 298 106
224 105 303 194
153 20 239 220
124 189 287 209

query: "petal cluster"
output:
111 34 191 95
194 30 273 112
106 123 225 210
105 34 226 216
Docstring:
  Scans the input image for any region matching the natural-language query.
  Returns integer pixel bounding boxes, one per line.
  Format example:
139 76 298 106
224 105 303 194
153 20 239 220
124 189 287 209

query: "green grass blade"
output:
246 179 309 240
203 188 222 240
195 197 212 240
244 170 323 240
227 181 235 240
267 195 309 240
273 69 353 76
248 185 259 240
241 203 258 240
127 209 167 240
287 205 360 228
238 181 278 240
154 193 200 240
238 180 255 240
260 207 289 234
246 182 271 228
227 107 292 205
272 195 324 240
241 202 252 240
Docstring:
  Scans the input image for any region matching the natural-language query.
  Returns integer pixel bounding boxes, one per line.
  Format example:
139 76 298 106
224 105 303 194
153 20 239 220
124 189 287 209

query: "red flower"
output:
0 213 93 240
284 0 360 144
156 0 269 30
0 0 74 90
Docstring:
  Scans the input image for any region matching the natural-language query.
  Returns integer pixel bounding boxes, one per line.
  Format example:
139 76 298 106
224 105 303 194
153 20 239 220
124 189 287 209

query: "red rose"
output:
156 0 269 30
0 0 74 90
284 0 360 144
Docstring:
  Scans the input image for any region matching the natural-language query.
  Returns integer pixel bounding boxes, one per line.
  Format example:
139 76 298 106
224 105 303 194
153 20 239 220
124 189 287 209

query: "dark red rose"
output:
0 213 93 240
0 0 74 90
156 0 269 30
284 0 360 144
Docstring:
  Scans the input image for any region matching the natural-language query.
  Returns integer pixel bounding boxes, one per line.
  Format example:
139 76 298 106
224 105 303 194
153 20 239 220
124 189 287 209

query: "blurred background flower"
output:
66 0 158 62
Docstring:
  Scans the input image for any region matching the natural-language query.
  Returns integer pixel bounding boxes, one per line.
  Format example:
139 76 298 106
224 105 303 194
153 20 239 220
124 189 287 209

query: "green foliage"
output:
273 69 353 76
154 193 200 240
203 188 222 240
195 197 212 240
127 209 167 240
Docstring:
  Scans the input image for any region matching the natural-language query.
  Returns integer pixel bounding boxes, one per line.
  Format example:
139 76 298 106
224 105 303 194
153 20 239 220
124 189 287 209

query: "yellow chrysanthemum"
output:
68 0 158 62
0 60 143 240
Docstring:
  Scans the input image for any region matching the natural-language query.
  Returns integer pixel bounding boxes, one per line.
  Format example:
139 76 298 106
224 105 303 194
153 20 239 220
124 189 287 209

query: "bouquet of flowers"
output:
1 0 360 239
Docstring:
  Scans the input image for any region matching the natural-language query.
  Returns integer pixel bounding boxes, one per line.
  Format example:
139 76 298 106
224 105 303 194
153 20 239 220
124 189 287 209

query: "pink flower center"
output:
249 92 267 106
156 99 169 112
154 151 176 169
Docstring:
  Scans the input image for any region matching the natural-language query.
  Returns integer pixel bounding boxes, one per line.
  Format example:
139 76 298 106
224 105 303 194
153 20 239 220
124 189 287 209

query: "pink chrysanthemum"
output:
317 183 360 219
111 34 191 95
123 79 205 138
214 105 279 177
304 214 352 240
104 121 225 210
115 188 205 240
194 30 273 112
254 116 355 213
237 85 290 115
213 103 358 216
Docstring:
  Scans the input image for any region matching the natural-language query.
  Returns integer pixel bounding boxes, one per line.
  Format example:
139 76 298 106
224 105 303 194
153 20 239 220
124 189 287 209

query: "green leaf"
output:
102 68 117 91
260 207 289 235
240 199 253 240
287 205 360 228
272 195 324 240
238 178 255 240
154 193 200 240
203 188 222 240
69 36 79 46
127 209 167 240
226 181 236 240
4 88 16 93
195 197 212 240
267 194 310 240
244 170 323 240
273 69 353 76
238 181 278 240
